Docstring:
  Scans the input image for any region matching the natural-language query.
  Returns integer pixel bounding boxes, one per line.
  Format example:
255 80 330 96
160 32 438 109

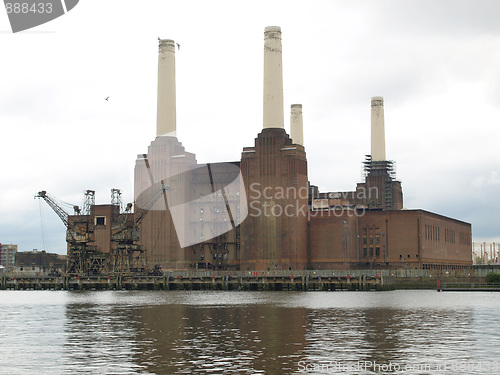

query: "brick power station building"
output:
129 27 472 271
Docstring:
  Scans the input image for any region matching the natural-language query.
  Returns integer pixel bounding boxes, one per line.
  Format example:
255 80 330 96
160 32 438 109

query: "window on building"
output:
95 216 106 226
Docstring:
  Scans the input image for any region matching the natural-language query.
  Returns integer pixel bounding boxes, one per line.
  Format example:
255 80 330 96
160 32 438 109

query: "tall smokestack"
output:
371 96 386 161
263 26 284 129
290 104 303 146
156 39 176 137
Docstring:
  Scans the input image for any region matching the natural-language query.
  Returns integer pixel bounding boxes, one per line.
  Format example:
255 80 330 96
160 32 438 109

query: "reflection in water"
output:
302 308 476 374
135 304 307 374
0 290 499 374
0 292 67 375
63 301 147 374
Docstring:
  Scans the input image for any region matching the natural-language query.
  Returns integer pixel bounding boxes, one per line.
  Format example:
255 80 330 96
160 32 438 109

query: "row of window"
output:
425 225 471 246
199 205 241 215
444 228 455 243
425 224 440 241
459 232 471 246
422 264 470 270
361 249 420 260
362 227 381 245
363 247 381 257
362 226 383 258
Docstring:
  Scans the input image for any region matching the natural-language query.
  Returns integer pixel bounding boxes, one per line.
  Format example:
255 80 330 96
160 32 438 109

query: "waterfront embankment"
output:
1 268 498 291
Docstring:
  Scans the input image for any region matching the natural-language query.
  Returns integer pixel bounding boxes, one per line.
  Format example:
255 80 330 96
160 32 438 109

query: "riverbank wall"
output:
1 268 497 291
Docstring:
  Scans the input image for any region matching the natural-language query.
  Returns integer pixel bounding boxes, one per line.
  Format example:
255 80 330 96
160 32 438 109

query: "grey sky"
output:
1 0 499 254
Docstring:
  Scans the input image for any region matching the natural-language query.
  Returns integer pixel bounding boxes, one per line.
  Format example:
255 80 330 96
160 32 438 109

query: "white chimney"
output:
371 96 386 161
156 39 176 137
290 104 303 146
263 26 284 129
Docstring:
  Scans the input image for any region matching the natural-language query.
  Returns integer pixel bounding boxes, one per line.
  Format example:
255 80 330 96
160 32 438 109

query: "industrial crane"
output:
35 190 107 275
110 182 169 274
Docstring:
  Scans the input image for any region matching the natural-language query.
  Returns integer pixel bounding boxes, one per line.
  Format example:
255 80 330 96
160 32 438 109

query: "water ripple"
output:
0 290 499 374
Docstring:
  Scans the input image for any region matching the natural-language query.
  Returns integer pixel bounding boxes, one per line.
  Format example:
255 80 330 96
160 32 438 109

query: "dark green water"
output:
0 290 499 374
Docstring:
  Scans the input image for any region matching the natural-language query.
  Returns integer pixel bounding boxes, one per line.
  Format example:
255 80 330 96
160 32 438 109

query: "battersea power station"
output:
129 26 472 271
60 27 470 274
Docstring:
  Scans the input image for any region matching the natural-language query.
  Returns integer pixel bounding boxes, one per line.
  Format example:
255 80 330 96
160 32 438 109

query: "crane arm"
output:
134 182 169 227
35 190 80 228
110 183 168 240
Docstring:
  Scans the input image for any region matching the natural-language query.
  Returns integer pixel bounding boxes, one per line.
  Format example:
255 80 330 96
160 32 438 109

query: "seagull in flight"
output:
176 42 180 50
105 96 109 101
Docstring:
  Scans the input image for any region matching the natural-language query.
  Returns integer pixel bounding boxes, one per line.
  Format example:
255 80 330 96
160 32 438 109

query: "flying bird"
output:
176 43 180 50
105 96 109 101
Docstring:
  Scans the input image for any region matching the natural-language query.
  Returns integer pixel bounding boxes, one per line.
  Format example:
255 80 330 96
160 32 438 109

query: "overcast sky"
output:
1 0 499 254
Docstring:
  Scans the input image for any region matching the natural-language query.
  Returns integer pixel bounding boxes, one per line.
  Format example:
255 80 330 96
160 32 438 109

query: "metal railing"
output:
3 268 498 279
442 283 500 289
162 268 484 278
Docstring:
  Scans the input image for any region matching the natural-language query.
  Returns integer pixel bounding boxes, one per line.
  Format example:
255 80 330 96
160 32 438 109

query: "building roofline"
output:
362 208 471 226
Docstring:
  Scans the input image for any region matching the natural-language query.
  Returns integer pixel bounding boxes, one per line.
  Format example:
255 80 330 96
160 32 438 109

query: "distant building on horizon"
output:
0 244 17 271
473 242 499 265
15 249 66 273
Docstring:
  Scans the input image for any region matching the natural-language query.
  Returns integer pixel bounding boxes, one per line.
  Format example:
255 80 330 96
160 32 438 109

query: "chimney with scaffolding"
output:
356 97 403 210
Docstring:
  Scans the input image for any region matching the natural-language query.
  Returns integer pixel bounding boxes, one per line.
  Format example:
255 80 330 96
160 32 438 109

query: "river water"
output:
0 290 499 374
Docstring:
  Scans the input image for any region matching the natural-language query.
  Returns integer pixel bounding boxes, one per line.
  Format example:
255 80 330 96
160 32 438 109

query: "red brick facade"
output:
240 128 308 270
309 209 472 269
132 132 472 271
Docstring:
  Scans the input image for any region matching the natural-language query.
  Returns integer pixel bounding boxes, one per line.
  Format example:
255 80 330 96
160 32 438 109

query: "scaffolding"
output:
362 155 397 180
82 190 95 215
111 188 123 212
385 180 393 210
362 155 398 210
